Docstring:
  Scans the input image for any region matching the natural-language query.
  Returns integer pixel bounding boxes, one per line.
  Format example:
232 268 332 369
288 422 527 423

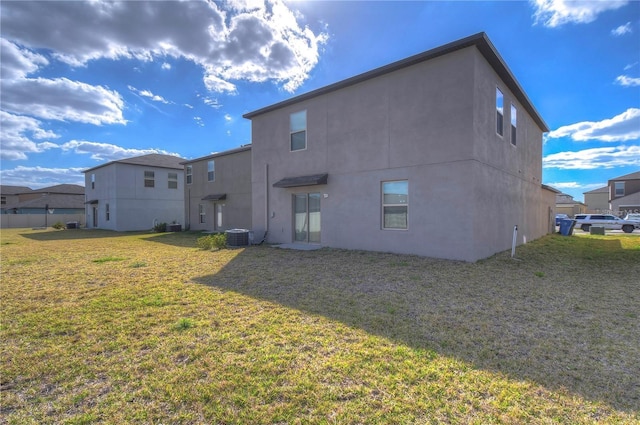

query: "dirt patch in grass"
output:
1 228 638 423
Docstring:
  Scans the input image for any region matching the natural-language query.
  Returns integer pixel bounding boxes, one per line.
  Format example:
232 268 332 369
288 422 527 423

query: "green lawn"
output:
1 228 639 424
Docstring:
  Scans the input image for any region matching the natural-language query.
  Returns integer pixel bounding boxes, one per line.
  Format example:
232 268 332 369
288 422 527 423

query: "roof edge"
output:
243 32 548 132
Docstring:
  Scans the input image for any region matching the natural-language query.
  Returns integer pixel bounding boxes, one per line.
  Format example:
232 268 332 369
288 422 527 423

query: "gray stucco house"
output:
244 33 555 262
83 154 185 231
181 145 252 232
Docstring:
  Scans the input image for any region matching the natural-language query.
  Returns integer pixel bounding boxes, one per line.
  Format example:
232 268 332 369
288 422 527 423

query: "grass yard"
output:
1 228 639 424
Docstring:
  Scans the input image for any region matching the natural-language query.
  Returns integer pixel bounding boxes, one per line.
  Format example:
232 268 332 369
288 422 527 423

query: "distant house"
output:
608 171 640 215
555 193 587 217
583 186 609 213
1 184 84 215
181 145 252 232
1 184 85 228
83 154 185 231
0 185 33 209
244 33 554 262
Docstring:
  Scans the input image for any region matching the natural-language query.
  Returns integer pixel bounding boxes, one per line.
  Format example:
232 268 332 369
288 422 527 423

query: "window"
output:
615 181 625 197
1 196 6 206
207 160 215 182
199 204 206 223
144 171 155 187
290 110 307 151
91 174 95 189
496 88 504 137
105 203 110 221
382 181 408 230
510 104 517 146
168 172 178 189
186 165 192 185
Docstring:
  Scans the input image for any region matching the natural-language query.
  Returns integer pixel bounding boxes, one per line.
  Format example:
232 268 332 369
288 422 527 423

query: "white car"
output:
623 213 640 229
573 214 636 233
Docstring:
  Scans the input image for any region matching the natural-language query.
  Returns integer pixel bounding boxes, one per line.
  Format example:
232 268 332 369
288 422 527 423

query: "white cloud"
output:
2 77 126 125
0 0 328 94
0 166 86 188
202 97 223 109
531 0 629 27
0 111 59 160
611 22 632 36
161 62 171 70
546 108 640 142
194 117 205 127
60 140 180 162
615 75 640 87
546 181 604 191
543 145 640 169
224 114 233 122
0 38 48 79
128 85 172 104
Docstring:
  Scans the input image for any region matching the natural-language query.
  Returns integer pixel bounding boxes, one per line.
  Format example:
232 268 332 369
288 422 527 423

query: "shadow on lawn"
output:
193 239 640 412
19 228 142 241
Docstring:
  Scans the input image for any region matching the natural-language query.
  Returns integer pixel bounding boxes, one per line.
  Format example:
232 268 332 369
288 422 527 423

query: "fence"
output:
1 214 85 229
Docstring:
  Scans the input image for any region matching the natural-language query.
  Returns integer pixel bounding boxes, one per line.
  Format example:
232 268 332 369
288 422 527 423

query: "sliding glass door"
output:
294 193 321 243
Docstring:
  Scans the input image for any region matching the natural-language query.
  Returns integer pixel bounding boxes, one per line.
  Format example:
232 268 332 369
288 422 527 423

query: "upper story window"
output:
614 181 625 197
207 160 215 182
382 180 408 230
496 88 504 137
105 203 110 221
510 104 517 146
144 171 155 188
1 196 6 205
168 172 178 189
186 165 192 185
290 110 307 151
91 173 96 189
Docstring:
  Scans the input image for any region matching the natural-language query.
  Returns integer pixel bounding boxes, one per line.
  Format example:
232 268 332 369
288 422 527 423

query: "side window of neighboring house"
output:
290 110 307 151
382 180 408 230
496 87 504 137
168 172 178 189
208 160 215 182
186 165 192 185
510 104 517 146
199 204 206 223
1 196 6 205
614 181 624 197
106 203 110 221
144 171 155 188
91 173 96 189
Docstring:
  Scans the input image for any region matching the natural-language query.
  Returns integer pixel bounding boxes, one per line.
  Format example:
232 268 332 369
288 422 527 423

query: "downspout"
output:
265 163 269 233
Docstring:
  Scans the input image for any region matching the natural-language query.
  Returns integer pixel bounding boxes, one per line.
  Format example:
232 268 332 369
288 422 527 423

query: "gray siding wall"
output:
251 46 549 261
185 148 252 232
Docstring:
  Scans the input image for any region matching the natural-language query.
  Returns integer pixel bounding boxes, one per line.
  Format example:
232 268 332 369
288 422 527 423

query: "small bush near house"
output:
196 233 226 250
52 221 65 230
153 222 167 233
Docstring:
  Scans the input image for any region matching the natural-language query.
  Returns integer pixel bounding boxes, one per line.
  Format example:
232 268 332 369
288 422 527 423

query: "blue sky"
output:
1 0 638 202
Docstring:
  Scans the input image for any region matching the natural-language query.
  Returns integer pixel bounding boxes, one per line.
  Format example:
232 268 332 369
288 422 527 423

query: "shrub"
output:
196 233 227 250
153 222 167 233
52 221 65 230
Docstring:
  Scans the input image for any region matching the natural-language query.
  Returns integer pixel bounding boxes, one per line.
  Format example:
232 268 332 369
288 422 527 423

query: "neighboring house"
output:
0 185 32 208
244 32 554 262
583 186 610 213
83 154 185 231
608 171 640 215
181 145 252 232
555 193 587 217
1 184 85 228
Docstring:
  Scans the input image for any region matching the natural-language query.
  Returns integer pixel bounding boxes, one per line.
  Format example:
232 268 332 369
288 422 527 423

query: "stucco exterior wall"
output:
85 163 184 231
250 44 549 262
184 148 252 232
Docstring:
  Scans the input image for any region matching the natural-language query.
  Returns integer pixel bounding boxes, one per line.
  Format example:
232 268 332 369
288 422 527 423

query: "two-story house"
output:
181 145 252 232
583 186 610 213
608 171 640 215
244 33 555 262
83 154 185 231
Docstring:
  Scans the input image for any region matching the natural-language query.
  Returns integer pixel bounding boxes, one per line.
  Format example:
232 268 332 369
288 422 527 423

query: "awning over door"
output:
85 199 99 204
273 173 328 188
202 193 227 201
